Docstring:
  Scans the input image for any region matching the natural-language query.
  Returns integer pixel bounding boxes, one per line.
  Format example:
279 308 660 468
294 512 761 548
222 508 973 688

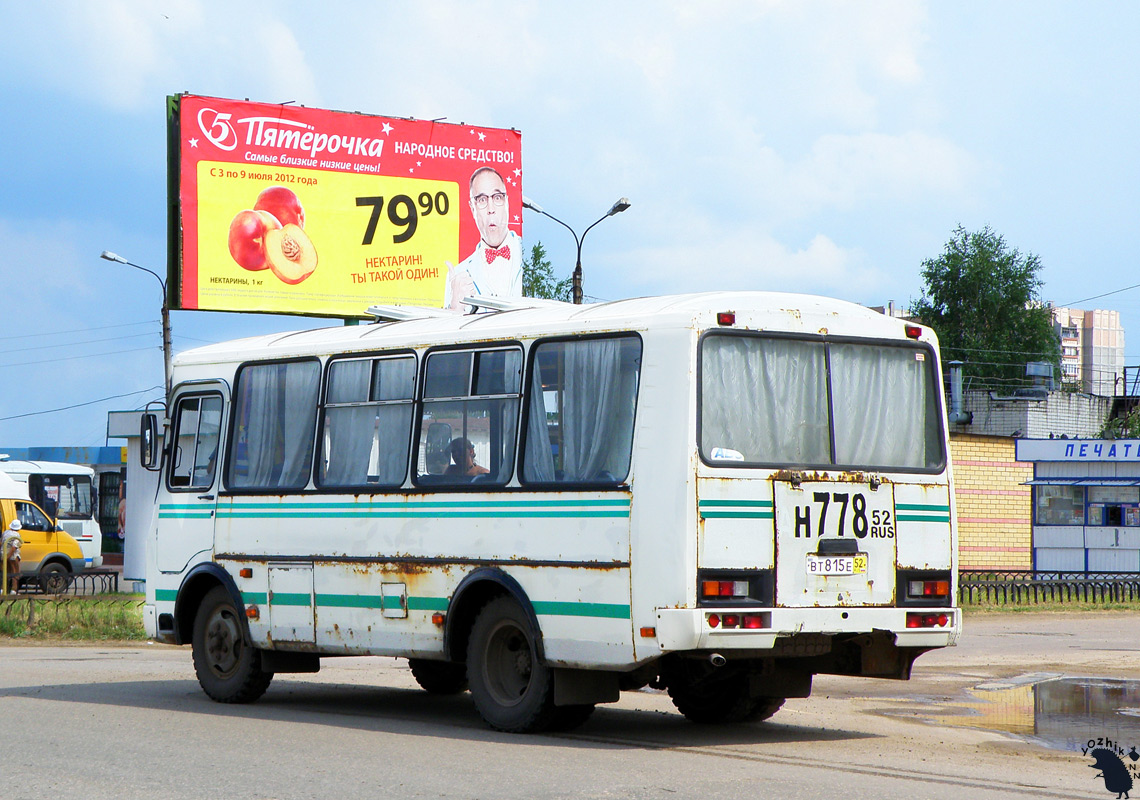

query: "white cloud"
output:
617 227 882 298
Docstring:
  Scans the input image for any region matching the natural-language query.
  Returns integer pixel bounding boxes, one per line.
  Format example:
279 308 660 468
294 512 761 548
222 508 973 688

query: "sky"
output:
1 1 1139 447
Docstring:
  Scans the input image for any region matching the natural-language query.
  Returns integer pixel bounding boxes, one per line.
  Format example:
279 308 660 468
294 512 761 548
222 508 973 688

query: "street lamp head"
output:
100 250 127 264
521 196 544 213
607 197 631 216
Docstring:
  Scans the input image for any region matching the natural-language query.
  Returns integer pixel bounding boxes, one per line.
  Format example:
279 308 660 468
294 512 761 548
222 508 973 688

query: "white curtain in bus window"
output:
523 336 642 484
229 361 320 490
830 343 941 469
700 336 829 465
418 348 521 485
169 395 222 489
320 356 414 487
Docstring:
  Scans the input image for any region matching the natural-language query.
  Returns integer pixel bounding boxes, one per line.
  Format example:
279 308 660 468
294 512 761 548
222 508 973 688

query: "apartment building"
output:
1052 306 1125 396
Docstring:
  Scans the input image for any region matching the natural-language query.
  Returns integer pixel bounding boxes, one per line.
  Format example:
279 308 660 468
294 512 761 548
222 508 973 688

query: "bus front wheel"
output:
467 596 589 733
409 658 468 694
191 586 273 704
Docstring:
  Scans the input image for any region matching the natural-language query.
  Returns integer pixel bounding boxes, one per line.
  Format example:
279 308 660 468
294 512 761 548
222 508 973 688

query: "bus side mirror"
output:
141 413 162 471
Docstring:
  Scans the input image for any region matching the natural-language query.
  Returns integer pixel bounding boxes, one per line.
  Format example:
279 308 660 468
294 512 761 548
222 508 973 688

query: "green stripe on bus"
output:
896 514 952 523
155 589 178 602
532 601 631 619
217 509 630 519
242 592 269 604
220 499 630 510
407 596 450 612
700 510 774 519
699 499 773 507
158 512 214 519
268 592 312 606
895 503 950 512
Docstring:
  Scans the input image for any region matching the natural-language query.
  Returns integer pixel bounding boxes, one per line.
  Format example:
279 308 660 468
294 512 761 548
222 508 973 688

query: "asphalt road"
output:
2 612 1136 800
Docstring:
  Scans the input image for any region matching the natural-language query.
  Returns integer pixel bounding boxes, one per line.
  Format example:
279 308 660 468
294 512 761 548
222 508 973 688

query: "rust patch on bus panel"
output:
770 469 893 485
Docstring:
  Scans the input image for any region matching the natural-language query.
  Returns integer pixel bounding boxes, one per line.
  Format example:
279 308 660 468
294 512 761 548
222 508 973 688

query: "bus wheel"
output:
38 563 71 594
467 596 562 733
409 659 469 694
191 586 273 704
667 668 784 724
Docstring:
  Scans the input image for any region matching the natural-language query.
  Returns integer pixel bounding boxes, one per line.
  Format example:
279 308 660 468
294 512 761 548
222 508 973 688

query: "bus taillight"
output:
906 612 950 629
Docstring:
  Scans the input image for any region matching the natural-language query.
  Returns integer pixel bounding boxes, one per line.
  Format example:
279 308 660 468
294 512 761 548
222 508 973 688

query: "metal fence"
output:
13 569 119 596
959 570 1140 605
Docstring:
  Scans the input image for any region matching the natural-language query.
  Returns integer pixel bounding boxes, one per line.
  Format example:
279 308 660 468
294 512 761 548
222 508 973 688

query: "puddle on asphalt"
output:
931 674 1140 753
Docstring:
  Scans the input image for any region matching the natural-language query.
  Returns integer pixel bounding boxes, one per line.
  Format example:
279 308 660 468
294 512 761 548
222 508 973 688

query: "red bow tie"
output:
484 244 510 264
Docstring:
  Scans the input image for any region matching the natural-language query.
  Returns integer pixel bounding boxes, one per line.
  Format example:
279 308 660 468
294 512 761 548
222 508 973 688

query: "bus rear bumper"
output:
655 606 961 653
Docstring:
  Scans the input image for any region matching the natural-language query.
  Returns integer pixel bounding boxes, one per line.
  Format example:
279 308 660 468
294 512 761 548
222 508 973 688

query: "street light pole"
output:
100 251 172 401
522 197 631 304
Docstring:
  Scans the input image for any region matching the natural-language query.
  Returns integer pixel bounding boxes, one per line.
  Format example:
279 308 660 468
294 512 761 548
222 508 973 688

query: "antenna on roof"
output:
364 305 459 322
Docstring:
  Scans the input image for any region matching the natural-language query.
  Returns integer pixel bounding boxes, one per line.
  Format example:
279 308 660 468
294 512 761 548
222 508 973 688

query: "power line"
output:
0 346 157 368
1065 282 1140 307
0 386 163 422
0 320 158 342
0 331 156 354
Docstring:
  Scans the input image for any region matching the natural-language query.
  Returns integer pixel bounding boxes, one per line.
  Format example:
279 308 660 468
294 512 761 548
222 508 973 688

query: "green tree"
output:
1099 408 1140 439
910 225 1060 388
522 241 572 302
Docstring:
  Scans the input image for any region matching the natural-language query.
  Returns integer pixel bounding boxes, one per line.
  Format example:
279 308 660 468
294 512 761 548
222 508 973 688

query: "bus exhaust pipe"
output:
709 653 726 668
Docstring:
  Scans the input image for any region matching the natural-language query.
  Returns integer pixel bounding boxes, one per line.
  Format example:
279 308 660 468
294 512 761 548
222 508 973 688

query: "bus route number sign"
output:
791 490 895 540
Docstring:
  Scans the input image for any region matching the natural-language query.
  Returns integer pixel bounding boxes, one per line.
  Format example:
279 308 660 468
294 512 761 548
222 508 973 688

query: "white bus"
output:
141 292 958 733
0 459 100 568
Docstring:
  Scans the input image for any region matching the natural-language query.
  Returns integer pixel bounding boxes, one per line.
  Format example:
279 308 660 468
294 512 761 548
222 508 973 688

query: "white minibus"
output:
0 459 100 568
141 292 958 732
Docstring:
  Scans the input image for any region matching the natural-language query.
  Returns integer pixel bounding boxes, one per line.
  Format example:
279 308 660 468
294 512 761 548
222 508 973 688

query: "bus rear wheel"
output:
666 667 785 724
409 659 468 694
468 596 589 733
191 586 273 704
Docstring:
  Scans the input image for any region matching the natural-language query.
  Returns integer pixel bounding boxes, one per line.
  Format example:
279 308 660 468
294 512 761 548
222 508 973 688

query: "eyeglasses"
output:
473 192 506 209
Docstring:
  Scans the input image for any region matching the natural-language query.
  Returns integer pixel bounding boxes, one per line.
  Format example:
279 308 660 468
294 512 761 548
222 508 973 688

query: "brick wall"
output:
949 433 1033 570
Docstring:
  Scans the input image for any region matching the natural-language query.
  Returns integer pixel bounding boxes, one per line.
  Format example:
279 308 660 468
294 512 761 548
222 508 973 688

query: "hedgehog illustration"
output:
1089 748 1133 798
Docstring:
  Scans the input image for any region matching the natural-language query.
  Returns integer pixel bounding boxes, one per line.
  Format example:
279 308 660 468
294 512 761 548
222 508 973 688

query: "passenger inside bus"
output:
444 437 489 478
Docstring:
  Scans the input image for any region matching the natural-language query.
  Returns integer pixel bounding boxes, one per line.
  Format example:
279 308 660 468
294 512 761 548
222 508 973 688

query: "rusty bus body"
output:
142 292 958 732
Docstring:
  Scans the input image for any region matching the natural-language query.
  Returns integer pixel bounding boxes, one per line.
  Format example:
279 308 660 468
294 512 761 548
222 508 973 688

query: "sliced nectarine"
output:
265 224 318 284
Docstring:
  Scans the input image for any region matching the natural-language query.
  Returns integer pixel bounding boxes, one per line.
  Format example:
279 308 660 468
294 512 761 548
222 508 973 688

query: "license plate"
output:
806 553 868 575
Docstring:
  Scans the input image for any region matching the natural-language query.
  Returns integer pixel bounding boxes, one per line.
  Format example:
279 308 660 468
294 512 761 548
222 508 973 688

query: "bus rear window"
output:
700 333 944 472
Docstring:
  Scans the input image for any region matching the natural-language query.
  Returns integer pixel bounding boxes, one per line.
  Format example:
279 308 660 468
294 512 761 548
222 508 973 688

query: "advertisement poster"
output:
169 94 523 317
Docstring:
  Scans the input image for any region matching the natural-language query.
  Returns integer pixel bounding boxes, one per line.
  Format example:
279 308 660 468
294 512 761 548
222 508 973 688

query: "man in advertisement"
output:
445 167 523 311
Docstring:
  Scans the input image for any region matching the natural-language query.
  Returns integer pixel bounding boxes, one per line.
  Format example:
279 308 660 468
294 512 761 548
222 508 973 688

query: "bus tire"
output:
467 596 559 733
191 586 272 704
667 670 783 724
409 659 468 695
38 563 71 594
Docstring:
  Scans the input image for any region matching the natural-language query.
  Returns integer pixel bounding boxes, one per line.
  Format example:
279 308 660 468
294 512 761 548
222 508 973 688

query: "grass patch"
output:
0 594 146 640
962 597 1140 614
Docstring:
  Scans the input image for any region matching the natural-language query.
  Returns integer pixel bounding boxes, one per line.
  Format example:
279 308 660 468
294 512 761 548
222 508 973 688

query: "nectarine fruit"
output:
228 209 281 270
255 186 305 229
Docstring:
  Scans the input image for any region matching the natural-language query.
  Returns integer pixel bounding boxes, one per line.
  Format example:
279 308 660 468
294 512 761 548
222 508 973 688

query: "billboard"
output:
168 94 523 318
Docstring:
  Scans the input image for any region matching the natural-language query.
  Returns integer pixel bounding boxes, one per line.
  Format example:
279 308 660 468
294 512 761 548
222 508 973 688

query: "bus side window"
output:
169 394 224 491
521 335 641 486
416 346 522 487
227 360 320 491
318 354 415 489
